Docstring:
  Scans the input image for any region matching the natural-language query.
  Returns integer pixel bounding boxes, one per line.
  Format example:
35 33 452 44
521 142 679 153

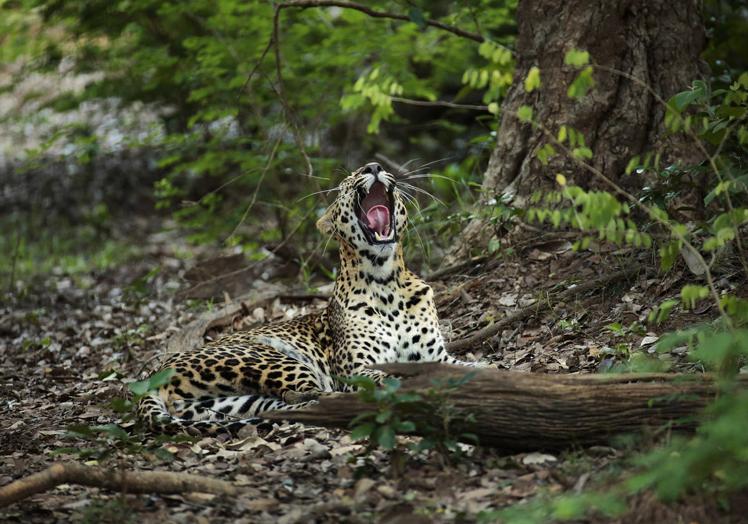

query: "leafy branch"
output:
274 1 486 43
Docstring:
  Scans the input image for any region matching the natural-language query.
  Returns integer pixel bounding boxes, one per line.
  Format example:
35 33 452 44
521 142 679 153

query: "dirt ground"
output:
1 225 744 523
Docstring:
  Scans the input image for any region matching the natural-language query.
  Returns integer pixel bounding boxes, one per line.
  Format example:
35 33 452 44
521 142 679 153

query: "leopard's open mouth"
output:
357 180 396 244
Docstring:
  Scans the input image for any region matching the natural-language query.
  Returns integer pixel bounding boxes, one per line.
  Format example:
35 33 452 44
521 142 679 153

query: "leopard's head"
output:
316 162 407 252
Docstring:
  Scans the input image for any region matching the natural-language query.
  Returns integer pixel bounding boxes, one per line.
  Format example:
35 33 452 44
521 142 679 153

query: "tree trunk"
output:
456 0 706 255
265 363 745 452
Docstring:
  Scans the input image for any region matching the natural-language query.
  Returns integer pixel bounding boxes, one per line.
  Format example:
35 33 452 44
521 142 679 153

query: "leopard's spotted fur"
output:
138 162 480 434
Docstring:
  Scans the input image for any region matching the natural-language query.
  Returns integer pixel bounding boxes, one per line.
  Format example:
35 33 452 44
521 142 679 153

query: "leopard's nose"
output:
362 162 383 176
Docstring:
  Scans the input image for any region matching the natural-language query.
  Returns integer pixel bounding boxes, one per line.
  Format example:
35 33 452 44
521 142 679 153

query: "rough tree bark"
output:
456 0 706 256
266 363 745 452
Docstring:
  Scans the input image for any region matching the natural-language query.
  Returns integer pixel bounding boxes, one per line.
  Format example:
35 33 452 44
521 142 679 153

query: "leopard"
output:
137 161 481 435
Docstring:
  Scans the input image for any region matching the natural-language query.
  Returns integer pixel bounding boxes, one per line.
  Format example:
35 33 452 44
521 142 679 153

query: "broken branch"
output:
0 462 238 508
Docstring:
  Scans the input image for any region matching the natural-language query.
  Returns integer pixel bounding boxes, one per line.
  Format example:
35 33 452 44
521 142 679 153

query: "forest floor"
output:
1 220 745 523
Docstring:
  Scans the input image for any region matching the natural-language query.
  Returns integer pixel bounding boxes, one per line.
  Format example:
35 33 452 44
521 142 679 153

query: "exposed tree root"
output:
0 462 239 508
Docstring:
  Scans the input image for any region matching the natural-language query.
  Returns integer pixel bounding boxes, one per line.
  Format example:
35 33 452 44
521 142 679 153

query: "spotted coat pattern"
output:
138 162 480 434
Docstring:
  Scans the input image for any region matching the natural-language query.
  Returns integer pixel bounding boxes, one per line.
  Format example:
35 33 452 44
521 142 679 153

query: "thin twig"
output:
446 266 642 353
8 229 21 293
225 135 283 242
391 96 489 111
0 463 238 507
272 7 314 178
239 36 274 98
427 255 490 281
276 0 486 43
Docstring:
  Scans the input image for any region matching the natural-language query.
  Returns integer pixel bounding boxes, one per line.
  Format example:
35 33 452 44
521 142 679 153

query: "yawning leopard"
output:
137 162 481 434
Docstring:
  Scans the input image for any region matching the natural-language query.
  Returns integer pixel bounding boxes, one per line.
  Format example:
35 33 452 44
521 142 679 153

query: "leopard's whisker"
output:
400 156 453 177
397 188 419 209
295 187 341 203
399 157 421 172
398 181 446 207
403 173 456 183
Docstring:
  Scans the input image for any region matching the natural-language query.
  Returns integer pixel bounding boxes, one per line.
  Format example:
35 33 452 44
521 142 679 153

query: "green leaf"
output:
375 409 392 424
690 331 737 368
460 432 480 444
648 299 678 325
517 105 533 123
382 376 401 393
154 447 175 462
392 392 422 404
524 66 541 93
93 423 130 441
680 284 709 309
350 423 375 441
572 147 593 159
128 368 175 396
625 156 640 175
658 240 681 272
536 143 556 165
567 66 595 99
564 49 590 67
376 426 396 449
341 375 377 393
739 72 748 89
407 8 427 29
66 424 96 438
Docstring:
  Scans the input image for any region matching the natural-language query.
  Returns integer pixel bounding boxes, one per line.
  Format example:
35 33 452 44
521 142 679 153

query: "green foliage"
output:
523 66 541 93
127 368 175 397
0 215 139 289
2 0 517 252
516 105 533 123
75 497 137 524
563 49 590 68
345 371 477 463
57 368 180 462
528 186 652 249
60 421 192 463
502 40 748 520
479 490 626 524
567 66 595 99
629 389 748 499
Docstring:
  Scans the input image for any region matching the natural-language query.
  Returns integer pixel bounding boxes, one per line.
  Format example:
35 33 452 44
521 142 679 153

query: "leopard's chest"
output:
331 284 442 363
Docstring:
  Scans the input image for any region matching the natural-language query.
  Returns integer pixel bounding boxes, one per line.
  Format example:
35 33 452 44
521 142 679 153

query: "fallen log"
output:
265 363 745 452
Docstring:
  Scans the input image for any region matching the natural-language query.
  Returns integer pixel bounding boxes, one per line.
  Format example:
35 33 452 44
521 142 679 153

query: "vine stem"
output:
509 109 729 324
595 64 748 282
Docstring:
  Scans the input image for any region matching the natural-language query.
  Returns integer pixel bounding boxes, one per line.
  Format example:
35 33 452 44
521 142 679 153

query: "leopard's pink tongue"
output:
366 205 390 235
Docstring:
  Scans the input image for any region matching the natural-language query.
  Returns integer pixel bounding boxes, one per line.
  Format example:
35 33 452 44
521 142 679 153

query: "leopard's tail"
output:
136 392 315 436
